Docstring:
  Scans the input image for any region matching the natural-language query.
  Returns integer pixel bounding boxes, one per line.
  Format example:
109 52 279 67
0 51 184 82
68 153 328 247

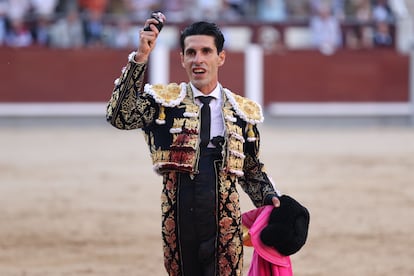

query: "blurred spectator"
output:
224 0 246 17
78 0 108 14
0 0 403 50
55 0 79 14
84 9 105 47
332 0 346 19
310 0 345 18
78 0 108 47
285 0 311 20
191 0 222 21
221 0 244 22
49 9 85 48
30 0 59 18
107 0 128 16
343 0 373 49
124 0 162 21
31 15 52 46
310 0 330 13
372 0 393 23
161 0 191 23
0 0 7 45
5 18 33 47
7 0 31 21
372 0 394 47
373 20 392 46
256 0 287 22
310 3 342 55
105 16 138 48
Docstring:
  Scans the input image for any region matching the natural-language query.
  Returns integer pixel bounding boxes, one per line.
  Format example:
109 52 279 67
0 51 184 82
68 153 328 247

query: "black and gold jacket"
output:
107 53 271 180
106 52 278 275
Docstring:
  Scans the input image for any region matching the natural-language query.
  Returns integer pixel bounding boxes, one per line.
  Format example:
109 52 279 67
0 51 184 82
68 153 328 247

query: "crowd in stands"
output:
0 0 406 52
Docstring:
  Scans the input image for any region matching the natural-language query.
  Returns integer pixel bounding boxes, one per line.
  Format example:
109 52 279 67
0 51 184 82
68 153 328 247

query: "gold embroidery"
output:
172 118 185 129
185 119 199 131
171 133 198 149
228 155 244 171
184 104 199 115
227 123 243 137
229 138 243 153
223 89 264 124
153 83 181 101
152 149 170 164
145 83 187 107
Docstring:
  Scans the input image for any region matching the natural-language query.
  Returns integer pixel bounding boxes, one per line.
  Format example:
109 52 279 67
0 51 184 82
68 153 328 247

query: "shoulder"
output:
144 82 187 107
223 88 264 125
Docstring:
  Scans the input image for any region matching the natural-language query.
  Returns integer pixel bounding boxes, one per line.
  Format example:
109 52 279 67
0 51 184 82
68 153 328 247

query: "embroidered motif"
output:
224 89 264 125
171 118 185 130
183 104 199 118
161 172 181 275
145 83 187 107
171 132 198 150
152 149 170 165
173 117 199 133
217 175 243 275
229 137 244 152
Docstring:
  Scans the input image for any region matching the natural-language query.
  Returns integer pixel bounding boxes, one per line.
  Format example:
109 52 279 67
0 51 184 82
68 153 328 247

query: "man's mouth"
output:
192 68 206 75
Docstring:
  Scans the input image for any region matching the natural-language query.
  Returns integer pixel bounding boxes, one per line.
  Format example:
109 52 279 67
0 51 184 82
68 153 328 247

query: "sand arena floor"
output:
1 120 413 276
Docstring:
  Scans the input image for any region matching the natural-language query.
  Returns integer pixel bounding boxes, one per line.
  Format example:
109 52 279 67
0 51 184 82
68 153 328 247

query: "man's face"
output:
180 35 226 94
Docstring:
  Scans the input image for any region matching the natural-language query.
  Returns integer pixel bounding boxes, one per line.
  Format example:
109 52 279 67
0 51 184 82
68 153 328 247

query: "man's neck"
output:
191 82 221 99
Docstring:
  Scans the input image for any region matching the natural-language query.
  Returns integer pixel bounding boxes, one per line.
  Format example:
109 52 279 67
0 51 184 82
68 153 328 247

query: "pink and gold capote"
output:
242 206 293 276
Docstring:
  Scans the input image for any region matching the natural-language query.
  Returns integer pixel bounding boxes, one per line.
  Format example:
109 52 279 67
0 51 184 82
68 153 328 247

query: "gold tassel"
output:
156 105 166 125
247 123 256 142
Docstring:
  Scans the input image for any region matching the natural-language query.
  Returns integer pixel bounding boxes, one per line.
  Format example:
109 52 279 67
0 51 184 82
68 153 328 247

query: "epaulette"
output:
144 82 187 107
224 88 264 125
144 82 187 125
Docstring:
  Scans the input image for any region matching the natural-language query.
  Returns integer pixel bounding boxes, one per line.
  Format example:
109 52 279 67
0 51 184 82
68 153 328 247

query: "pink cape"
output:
242 206 293 276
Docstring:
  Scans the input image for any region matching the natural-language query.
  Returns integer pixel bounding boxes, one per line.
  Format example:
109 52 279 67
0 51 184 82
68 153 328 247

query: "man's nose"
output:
193 52 204 64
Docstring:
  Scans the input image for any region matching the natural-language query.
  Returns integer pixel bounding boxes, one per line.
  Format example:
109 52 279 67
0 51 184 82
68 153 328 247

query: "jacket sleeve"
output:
106 54 158 130
238 124 279 207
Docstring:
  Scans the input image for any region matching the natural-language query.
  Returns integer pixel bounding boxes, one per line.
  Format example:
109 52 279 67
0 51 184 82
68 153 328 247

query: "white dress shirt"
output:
191 82 225 147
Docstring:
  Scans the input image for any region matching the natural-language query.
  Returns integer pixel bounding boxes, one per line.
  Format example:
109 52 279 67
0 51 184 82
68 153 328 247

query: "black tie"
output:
198 96 213 148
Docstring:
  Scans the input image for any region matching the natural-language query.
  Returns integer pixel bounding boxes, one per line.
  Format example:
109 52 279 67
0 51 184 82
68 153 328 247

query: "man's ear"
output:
218 50 226 67
180 52 185 68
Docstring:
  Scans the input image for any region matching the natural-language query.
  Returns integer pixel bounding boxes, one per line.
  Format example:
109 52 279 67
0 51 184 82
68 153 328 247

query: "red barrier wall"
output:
0 47 130 102
264 49 409 103
0 47 409 104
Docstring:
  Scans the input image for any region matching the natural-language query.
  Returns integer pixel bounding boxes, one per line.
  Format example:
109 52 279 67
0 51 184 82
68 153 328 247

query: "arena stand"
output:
0 18 413 125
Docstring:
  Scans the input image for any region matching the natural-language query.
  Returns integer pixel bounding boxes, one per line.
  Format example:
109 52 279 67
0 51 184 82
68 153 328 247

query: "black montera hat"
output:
260 195 310 256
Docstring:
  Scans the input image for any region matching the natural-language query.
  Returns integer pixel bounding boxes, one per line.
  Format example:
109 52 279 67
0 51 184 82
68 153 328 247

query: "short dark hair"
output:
180 21 225 54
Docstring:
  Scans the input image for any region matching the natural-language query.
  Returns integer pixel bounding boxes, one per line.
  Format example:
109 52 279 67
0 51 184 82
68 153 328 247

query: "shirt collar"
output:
190 82 221 100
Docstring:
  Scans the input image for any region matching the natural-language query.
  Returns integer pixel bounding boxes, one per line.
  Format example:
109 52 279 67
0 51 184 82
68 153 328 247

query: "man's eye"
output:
186 50 195 56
